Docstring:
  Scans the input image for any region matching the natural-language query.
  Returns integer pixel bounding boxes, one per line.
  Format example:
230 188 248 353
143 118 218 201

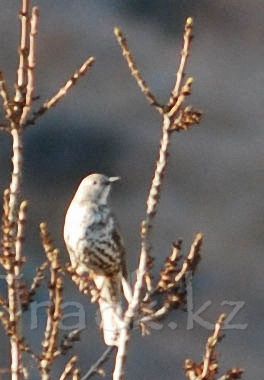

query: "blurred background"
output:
0 0 263 378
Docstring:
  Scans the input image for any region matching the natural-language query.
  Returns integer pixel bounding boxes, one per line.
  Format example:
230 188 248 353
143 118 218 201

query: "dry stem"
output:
15 0 31 106
113 18 201 380
114 27 163 113
185 314 243 380
0 71 13 121
169 17 194 104
25 56 95 127
201 314 226 379
81 346 115 380
59 356 78 380
20 6 39 126
39 223 63 380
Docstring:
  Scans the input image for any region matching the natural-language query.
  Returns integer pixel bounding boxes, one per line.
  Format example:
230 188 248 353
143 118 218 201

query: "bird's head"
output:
74 173 120 205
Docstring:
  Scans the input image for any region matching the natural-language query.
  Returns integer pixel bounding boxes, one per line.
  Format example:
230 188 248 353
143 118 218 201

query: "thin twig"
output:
217 369 243 380
72 368 81 380
15 0 31 107
139 304 170 324
0 71 13 122
25 56 95 127
20 6 39 126
200 314 226 379
59 356 78 380
174 233 203 283
81 347 115 380
169 17 194 104
28 260 48 300
114 27 163 114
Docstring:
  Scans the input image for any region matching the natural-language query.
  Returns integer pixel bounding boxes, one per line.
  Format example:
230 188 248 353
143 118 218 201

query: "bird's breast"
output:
64 204 99 248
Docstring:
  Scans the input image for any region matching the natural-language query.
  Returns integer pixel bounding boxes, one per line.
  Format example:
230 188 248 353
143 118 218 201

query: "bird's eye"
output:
93 181 97 185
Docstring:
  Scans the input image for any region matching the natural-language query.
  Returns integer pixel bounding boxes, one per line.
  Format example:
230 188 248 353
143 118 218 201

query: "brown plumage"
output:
64 173 127 346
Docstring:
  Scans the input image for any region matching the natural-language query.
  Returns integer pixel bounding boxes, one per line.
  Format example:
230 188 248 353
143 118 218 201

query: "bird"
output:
64 173 127 346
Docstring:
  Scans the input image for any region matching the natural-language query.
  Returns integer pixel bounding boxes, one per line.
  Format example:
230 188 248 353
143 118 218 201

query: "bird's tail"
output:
93 274 123 346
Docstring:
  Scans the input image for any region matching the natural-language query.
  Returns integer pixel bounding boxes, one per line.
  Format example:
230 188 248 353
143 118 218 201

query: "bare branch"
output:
59 356 78 380
0 71 13 122
167 77 193 118
184 314 242 380
5 129 24 380
81 347 114 380
15 200 28 275
40 223 63 380
72 368 81 380
30 260 48 294
9 129 23 227
20 6 40 126
200 314 226 379
169 17 194 104
114 27 163 113
174 233 203 283
15 0 31 106
217 369 244 380
25 56 95 127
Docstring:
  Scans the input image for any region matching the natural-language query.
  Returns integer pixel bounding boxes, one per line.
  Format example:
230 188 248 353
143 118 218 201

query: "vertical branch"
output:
6 129 24 380
169 17 193 104
5 202 28 380
1 189 12 265
184 314 243 380
0 72 13 122
9 129 23 227
200 314 226 379
15 201 28 280
20 6 39 126
113 19 200 380
15 0 31 106
7 271 21 380
40 223 63 380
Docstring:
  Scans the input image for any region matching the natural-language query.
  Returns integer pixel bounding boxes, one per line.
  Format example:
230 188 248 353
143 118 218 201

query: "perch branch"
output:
113 18 201 380
113 110 173 380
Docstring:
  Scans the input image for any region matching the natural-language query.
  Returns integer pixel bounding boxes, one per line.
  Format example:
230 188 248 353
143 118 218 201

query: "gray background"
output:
0 1 263 379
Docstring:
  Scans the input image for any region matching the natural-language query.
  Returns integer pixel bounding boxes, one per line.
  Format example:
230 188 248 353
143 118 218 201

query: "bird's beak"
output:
108 176 120 183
